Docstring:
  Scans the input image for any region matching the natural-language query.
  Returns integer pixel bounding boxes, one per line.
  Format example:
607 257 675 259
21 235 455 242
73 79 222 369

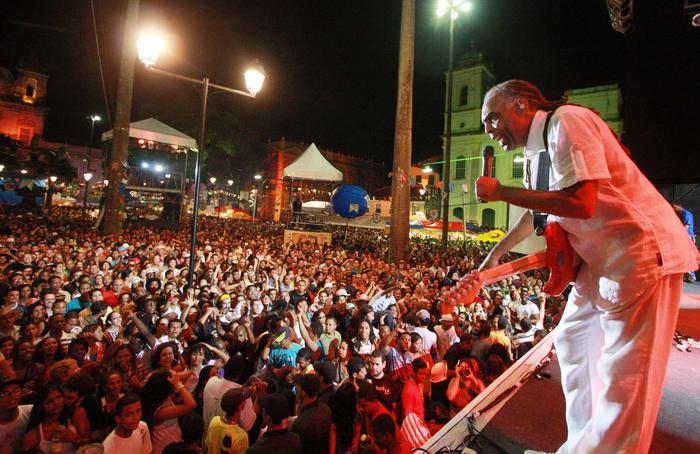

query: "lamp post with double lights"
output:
437 0 472 246
137 33 265 288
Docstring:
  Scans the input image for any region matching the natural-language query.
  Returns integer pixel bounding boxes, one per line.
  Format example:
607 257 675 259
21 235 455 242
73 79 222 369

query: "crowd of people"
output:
0 207 564 454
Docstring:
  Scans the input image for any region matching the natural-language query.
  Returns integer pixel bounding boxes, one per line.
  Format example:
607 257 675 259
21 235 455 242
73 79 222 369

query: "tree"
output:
0 134 76 210
389 0 415 263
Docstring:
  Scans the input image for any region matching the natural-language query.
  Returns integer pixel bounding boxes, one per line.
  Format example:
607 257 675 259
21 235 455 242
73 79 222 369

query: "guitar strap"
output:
532 109 557 235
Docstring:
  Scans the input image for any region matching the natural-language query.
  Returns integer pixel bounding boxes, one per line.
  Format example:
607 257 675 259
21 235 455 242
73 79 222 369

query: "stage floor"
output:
472 283 700 454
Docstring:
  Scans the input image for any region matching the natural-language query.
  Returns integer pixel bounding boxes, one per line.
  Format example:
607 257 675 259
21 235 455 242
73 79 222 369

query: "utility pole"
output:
101 0 139 235
389 0 415 263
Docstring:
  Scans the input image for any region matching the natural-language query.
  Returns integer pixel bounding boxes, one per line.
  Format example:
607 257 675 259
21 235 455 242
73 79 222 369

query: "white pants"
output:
554 269 683 454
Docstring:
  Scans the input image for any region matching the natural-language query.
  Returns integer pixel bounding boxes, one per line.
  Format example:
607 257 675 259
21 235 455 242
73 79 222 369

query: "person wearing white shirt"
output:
202 357 256 445
475 79 699 454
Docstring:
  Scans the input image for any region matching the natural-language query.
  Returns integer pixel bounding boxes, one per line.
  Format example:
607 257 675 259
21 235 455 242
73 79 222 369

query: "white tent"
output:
100 118 197 149
283 143 343 181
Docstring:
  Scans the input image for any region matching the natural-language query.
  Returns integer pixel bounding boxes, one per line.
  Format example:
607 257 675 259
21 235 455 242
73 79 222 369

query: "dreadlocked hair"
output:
487 79 568 112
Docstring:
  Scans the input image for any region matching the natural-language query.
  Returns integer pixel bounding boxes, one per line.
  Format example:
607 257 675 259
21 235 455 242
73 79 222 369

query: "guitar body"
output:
439 222 579 314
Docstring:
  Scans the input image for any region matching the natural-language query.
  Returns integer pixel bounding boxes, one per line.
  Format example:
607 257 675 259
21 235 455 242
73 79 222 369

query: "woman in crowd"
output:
11 339 44 402
99 369 124 430
34 336 63 369
141 369 197 454
105 342 148 393
21 384 80 454
18 321 40 346
27 302 48 337
18 284 38 307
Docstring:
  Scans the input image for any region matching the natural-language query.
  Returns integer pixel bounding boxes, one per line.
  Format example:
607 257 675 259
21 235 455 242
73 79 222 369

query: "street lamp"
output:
137 32 265 288
251 188 258 222
83 172 93 210
209 177 217 184
437 0 472 246
87 114 101 148
0 164 4 172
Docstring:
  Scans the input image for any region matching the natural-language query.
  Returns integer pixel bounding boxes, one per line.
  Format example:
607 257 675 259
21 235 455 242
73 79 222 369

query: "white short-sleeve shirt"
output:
524 106 699 303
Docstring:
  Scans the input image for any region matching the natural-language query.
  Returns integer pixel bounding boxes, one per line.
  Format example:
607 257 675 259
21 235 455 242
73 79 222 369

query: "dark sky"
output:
1 0 699 181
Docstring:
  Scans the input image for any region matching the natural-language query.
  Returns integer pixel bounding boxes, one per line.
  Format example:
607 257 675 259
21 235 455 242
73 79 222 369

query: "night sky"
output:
1 1 698 181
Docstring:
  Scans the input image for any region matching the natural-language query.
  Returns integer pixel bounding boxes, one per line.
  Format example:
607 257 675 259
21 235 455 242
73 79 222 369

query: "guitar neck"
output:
441 251 549 314
479 251 547 286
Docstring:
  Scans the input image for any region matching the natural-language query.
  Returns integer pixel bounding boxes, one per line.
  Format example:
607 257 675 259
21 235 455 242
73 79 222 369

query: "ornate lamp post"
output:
137 33 265 288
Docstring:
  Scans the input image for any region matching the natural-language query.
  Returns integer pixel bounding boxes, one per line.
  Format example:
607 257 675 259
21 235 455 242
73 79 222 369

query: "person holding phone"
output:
446 357 485 417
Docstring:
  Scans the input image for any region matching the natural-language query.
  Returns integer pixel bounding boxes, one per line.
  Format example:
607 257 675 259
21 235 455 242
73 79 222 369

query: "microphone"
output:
479 146 495 203
481 145 494 177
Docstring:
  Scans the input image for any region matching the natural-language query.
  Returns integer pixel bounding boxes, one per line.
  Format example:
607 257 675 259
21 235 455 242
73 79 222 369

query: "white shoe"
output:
524 450 552 454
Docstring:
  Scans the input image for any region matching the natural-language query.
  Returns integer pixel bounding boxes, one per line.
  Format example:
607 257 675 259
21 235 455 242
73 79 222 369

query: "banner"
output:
283 229 332 246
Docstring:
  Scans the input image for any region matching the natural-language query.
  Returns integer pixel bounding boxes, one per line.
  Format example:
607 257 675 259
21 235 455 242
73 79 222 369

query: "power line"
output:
90 0 112 128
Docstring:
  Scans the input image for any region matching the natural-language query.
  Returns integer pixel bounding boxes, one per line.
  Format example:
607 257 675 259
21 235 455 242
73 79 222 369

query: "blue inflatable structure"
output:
331 184 369 219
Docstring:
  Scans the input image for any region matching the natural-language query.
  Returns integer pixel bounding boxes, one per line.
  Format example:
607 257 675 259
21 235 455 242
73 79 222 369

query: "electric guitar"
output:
439 222 579 314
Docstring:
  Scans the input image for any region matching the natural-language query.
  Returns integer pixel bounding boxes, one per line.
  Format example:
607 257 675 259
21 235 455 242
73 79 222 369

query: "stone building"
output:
0 63 49 145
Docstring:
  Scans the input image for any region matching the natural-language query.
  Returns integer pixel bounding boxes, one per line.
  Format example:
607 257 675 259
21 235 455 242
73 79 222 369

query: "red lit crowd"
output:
0 208 564 454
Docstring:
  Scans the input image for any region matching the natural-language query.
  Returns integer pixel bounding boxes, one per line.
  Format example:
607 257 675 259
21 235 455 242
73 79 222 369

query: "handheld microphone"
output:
479 146 495 203
481 145 495 177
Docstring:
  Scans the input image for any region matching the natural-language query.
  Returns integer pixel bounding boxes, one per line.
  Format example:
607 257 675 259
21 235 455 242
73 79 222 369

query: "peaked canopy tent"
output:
100 118 197 149
283 142 343 181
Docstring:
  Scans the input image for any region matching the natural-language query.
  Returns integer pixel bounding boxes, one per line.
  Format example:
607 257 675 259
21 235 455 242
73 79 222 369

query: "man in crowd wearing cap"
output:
247 393 302 454
0 379 32 454
205 387 251 454
410 310 437 356
292 373 331 453
434 313 459 361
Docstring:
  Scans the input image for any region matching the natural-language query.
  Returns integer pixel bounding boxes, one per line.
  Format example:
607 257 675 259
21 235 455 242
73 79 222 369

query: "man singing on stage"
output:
473 80 699 453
